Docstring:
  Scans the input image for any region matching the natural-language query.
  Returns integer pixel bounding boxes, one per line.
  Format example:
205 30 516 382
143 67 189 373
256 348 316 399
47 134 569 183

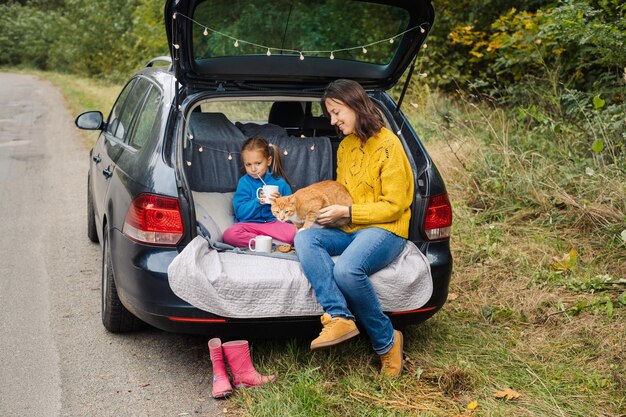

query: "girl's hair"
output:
241 136 292 186
321 79 384 142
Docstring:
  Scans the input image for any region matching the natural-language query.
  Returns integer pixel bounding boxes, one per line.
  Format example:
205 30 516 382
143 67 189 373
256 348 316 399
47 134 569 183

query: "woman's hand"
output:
317 205 350 225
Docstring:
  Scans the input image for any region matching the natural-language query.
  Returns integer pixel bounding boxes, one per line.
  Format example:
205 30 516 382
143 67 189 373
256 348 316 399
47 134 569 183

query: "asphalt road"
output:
0 73 223 417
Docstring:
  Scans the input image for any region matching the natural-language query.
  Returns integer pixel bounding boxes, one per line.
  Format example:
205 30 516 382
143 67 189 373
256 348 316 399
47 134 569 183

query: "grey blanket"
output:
167 236 433 318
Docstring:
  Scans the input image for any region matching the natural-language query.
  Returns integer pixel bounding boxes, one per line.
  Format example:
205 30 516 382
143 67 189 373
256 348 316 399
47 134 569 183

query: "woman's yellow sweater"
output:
336 127 415 238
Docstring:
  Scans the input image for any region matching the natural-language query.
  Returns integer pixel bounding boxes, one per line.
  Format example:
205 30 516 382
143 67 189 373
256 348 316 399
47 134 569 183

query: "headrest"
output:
268 101 305 128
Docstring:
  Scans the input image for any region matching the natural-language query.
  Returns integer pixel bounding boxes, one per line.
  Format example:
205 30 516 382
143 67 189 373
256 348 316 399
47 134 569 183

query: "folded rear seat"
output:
186 112 333 241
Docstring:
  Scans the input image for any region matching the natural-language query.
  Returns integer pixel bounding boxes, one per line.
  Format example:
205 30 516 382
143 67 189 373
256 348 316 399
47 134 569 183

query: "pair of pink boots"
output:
208 338 276 398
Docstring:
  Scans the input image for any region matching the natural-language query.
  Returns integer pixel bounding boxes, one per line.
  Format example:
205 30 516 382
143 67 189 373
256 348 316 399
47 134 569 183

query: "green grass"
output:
20 68 624 416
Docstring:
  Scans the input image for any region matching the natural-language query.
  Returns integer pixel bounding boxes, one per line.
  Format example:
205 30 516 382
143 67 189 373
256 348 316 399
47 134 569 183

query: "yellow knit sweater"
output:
337 127 415 238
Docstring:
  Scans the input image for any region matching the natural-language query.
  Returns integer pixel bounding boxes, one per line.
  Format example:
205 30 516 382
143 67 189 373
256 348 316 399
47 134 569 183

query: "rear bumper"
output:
110 229 452 337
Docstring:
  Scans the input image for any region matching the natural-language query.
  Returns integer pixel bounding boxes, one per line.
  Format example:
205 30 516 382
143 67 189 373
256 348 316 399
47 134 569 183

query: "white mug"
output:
248 235 272 253
256 184 279 204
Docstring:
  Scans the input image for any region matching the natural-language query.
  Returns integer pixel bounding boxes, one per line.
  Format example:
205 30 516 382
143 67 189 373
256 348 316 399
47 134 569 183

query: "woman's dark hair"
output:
321 79 384 142
241 136 292 186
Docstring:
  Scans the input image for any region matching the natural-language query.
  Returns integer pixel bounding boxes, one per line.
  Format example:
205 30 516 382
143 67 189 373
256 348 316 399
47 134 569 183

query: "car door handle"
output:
92 154 101 163
102 167 113 179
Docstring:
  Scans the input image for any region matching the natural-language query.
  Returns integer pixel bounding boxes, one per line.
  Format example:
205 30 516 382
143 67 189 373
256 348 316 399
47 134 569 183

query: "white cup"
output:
256 184 279 204
248 235 273 253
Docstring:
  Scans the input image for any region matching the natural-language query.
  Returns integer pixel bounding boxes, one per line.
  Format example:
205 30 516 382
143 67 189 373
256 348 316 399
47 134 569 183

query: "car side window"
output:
128 86 162 150
113 78 151 141
107 79 136 137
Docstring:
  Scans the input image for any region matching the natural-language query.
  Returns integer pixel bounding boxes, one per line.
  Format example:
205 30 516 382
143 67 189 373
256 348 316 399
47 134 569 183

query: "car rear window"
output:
191 0 410 64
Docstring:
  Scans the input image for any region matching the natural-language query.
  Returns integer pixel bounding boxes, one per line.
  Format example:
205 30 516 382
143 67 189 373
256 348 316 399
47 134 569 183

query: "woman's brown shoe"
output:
380 330 404 376
310 313 360 350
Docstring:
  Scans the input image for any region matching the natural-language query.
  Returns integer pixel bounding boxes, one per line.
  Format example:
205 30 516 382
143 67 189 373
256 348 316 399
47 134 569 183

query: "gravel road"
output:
0 73 223 417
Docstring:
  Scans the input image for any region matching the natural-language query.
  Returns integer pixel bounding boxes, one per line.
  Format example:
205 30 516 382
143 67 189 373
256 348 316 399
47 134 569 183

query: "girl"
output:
222 136 296 247
294 79 414 377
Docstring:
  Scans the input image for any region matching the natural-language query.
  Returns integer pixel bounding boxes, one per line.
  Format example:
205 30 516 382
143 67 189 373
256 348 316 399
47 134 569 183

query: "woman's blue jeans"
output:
294 227 406 355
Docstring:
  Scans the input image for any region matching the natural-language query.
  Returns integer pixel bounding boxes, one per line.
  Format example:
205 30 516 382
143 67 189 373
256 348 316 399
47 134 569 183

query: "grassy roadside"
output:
25 69 625 416
7 68 122 148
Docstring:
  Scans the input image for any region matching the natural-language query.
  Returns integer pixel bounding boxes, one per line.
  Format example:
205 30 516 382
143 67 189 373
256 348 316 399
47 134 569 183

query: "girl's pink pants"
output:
223 221 297 247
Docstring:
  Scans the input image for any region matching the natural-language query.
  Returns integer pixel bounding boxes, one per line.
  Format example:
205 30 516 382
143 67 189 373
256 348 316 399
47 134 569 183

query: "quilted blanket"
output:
167 236 433 318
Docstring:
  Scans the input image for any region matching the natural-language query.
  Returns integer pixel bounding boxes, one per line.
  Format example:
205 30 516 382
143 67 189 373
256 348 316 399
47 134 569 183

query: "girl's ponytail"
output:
269 143 292 188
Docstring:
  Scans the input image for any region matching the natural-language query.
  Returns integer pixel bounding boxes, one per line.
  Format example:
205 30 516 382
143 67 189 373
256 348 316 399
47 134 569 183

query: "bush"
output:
0 3 60 69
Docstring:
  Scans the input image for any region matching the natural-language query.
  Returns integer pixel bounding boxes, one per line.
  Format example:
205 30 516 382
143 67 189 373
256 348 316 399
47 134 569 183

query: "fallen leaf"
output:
467 400 479 410
550 249 577 272
448 292 459 301
494 387 522 400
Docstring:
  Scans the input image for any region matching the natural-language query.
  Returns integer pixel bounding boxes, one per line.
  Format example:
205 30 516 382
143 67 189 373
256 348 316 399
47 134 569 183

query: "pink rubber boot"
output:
208 338 233 398
222 340 276 388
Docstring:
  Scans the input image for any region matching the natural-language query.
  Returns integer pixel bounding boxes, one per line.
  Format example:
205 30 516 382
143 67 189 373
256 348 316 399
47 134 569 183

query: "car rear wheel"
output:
87 175 99 243
101 227 146 332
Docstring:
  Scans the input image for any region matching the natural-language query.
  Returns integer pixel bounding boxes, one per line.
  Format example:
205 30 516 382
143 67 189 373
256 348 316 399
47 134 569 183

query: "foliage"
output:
0 3 60 68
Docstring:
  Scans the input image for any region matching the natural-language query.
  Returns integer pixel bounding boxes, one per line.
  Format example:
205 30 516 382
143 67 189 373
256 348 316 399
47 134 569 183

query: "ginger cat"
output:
270 180 353 230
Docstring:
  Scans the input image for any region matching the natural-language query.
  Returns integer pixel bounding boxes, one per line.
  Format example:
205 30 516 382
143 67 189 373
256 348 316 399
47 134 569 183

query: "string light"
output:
173 13 430 60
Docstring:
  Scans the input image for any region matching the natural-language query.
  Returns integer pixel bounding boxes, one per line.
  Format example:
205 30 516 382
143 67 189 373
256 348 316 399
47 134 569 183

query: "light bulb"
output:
173 44 180 49
423 43 428 49
396 130 401 135
234 40 239 47
203 27 208 36
389 38 394 44
173 13 177 19
310 145 315 150
420 27 426 33
188 133 193 139
362 47 367 54
284 150 288 155
299 52 304 60
330 52 335 60
198 147 203 152
228 154 233 160
266 48 271 56
186 161 192 166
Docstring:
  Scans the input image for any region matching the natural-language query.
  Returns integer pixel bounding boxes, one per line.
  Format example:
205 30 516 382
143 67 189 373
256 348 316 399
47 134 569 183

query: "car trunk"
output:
165 0 434 91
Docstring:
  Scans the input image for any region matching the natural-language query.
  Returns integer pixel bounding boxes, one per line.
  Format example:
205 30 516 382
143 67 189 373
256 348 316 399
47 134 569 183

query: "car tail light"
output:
423 193 452 240
123 194 183 245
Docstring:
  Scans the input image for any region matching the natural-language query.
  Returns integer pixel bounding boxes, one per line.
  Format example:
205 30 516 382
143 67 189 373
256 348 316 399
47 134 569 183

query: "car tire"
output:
101 228 146 332
87 175 99 243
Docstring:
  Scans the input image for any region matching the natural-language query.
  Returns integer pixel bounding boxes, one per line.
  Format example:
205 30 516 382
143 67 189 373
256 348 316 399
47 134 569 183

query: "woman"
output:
294 79 414 376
